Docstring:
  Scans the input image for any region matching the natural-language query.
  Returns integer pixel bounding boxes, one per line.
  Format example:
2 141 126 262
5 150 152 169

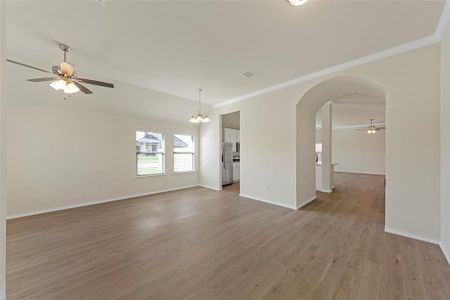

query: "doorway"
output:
296 75 387 218
221 111 240 193
314 95 386 194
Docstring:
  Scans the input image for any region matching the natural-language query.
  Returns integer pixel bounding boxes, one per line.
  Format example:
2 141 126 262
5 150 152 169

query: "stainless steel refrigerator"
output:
222 142 233 185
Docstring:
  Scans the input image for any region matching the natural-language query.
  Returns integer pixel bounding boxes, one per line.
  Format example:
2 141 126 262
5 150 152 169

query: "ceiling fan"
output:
357 118 385 134
7 43 114 95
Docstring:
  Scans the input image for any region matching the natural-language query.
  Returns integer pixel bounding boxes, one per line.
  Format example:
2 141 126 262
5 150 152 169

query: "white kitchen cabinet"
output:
233 162 240 182
232 130 239 148
223 128 231 144
224 128 240 152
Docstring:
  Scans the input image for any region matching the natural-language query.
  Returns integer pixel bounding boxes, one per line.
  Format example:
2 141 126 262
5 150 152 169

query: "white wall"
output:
296 76 386 207
222 111 240 129
441 19 450 262
0 0 6 298
201 89 298 208
332 128 385 175
320 103 332 192
200 43 441 241
7 81 202 218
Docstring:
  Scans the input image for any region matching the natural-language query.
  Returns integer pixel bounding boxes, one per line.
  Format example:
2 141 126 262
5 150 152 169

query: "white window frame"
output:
173 134 195 173
136 130 165 177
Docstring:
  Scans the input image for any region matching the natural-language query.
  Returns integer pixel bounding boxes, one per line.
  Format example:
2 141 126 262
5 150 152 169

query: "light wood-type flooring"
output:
7 173 450 299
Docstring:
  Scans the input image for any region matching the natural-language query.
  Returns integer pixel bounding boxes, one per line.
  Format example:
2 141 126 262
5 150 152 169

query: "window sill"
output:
135 173 165 178
172 171 197 175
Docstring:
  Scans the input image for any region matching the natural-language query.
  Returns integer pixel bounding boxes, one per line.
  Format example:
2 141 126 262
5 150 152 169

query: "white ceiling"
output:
6 0 445 105
316 94 385 129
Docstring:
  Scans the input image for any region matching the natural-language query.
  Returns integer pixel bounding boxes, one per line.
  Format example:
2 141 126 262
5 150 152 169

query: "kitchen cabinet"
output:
223 128 231 146
315 163 338 192
233 162 240 182
223 128 240 152
232 130 240 147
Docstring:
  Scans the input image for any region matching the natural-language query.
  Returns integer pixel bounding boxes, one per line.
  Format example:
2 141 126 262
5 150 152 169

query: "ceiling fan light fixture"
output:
288 0 308 6
8 43 114 97
50 79 80 94
63 82 80 94
50 79 66 91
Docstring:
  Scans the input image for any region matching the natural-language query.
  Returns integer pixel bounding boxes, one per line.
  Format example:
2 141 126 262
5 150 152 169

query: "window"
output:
173 134 195 172
136 131 165 176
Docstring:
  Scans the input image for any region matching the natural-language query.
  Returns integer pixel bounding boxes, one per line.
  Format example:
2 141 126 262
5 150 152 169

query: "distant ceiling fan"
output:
7 43 114 95
357 118 385 134
288 0 308 6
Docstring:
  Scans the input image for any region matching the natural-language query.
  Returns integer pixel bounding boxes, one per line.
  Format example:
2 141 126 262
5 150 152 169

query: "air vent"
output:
242 70 256 78
95 0 106 5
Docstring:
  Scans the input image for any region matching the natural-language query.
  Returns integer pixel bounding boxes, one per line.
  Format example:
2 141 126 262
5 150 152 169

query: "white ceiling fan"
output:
7 43 114 96
357 118 386 134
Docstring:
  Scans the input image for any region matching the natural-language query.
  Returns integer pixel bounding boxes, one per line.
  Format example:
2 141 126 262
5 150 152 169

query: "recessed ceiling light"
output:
288 0 308 6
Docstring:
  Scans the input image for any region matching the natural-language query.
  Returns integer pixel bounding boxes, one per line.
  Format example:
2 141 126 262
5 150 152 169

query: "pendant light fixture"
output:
190 88 210 123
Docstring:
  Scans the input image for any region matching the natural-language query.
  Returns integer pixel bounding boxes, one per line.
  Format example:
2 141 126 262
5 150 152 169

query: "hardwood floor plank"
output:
6 174 450 299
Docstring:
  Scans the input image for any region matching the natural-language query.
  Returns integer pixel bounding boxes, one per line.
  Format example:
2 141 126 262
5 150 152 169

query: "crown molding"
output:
213 1 450 109
436 0 450 40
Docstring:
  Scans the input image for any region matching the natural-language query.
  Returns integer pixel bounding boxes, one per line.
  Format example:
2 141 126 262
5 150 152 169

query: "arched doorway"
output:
296 75 386 209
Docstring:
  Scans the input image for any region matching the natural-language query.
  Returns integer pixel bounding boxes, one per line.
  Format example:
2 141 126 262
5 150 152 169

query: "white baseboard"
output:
386 228 450 267
384 226 440 245
297 195 317 209
7 185 199 220
317 189 333 193
335 170 385 176
198 184 222 191
239 193 297 210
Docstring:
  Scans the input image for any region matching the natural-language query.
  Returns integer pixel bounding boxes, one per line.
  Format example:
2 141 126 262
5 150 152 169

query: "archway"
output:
296 75 386 208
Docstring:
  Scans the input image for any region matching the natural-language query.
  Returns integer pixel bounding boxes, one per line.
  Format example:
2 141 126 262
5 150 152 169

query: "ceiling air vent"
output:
242 70 256 78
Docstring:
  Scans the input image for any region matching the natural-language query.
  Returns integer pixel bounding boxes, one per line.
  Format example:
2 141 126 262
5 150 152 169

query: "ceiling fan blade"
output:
7 59 52 74
76 77 114 88
52 66 61 75
72 81 93 94
60 61 75 77
26 77 57 82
